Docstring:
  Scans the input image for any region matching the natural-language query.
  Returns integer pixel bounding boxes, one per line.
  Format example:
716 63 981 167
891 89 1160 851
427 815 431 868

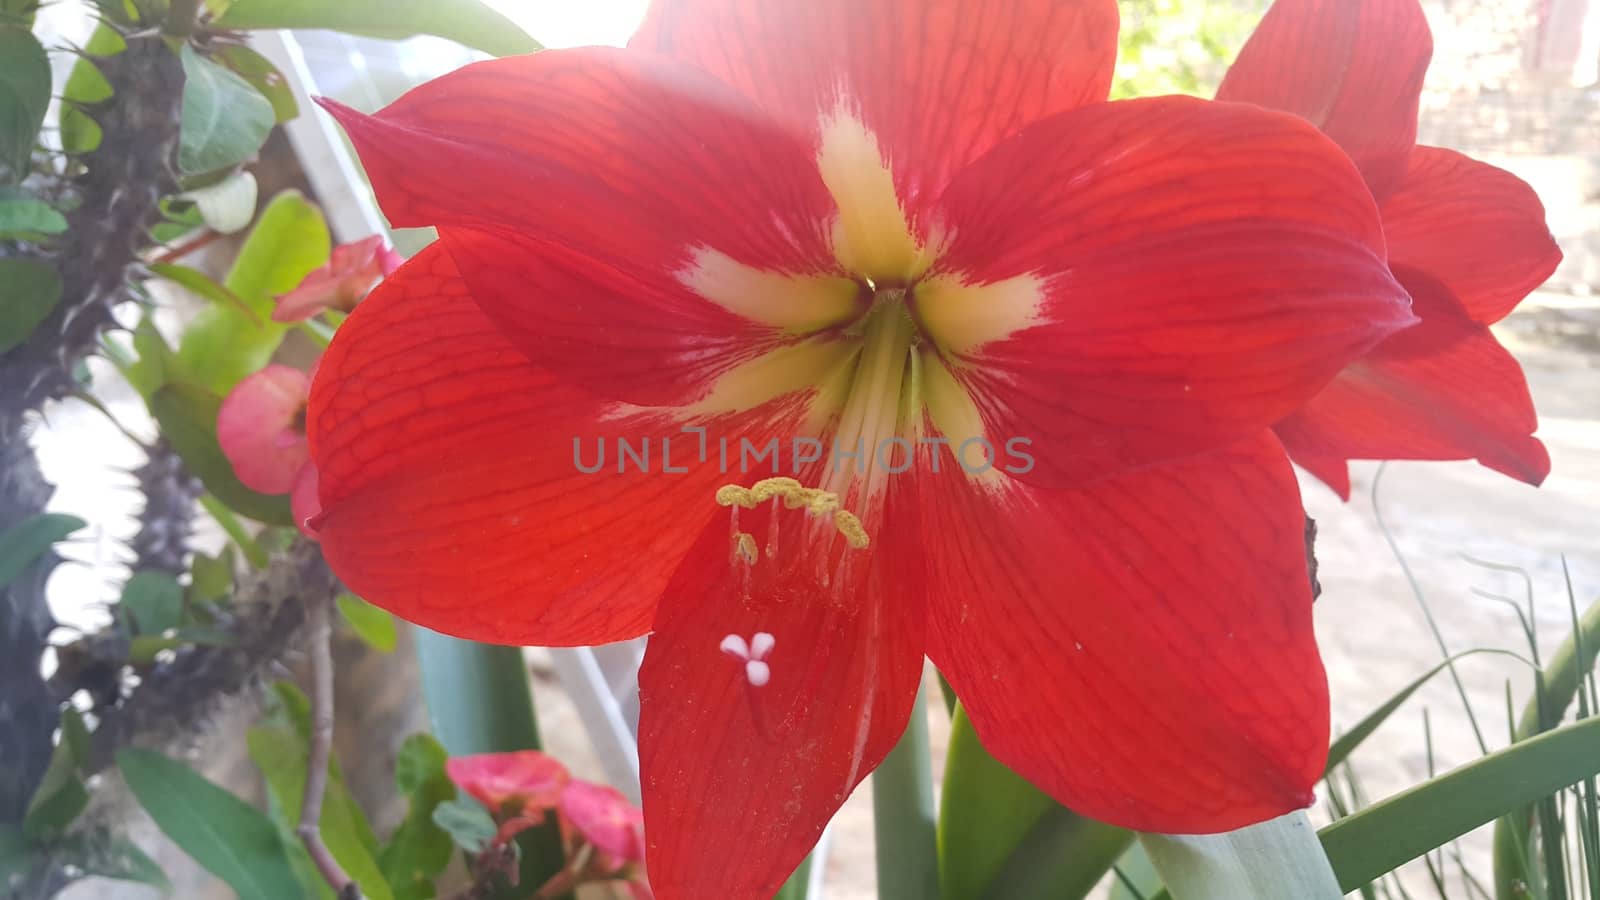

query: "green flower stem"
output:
874 682 940 900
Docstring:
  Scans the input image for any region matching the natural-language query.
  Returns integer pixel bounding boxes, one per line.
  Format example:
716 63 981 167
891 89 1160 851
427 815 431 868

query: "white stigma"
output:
720 631 775 687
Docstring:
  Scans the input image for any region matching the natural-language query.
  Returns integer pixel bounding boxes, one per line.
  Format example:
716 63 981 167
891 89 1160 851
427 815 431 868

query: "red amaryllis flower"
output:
216 363 320 536
271 234 404 322
1217 0 1564 498
307 1 1415 895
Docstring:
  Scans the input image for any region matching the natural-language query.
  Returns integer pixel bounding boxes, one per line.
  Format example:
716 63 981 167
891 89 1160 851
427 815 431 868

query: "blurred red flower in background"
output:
271 234 403 322
216 363 320 536
1217 0 1563 497
305 0 1426 895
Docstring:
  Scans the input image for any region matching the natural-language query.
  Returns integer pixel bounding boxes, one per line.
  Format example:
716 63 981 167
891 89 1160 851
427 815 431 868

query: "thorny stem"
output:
297 591 361 899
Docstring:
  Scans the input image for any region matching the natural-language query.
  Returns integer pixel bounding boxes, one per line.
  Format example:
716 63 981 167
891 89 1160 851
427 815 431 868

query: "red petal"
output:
217 365 310 494
290 465 320 539
308 242 804 646
637 488 924 898
919 96 1413 487
921 432 1327 833
1381 147 1562 324
630 0 1118 209
1217 0 1432 199
1275 271 1550 496
319 48 851 406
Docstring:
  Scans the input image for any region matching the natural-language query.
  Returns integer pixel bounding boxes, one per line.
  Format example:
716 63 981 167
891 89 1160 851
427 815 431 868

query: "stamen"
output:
733 532 759 565
715 478 870 550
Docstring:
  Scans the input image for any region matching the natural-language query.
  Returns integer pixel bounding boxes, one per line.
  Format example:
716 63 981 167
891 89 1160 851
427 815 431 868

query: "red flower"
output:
216 364 321 536
306 2 1415 895
1217 0 1563 498
446 751 570 828
560 780 646 872
271 235 404 322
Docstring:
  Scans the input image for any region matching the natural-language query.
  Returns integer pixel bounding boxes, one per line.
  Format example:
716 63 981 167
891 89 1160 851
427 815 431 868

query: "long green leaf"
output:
1493 597 1600 898
0 257 62 354
877 685 940 900
939 705 1054 900
176 190 328 392
118 748 302 900
985 807 1134 900
212 0 542 57
1327 649 1530 775
0 512 84 588
1144 812 1341 900
1324 714 1600 892
0 25 49 178
177 44 274 175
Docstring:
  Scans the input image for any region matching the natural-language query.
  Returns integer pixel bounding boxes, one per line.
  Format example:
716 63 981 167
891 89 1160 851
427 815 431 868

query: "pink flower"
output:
217 364 321 536
446 751 571 823
271 235 404 322
560 780 645 872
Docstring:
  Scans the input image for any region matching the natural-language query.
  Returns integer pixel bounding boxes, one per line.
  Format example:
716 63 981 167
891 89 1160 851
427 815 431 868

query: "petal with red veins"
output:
630 0 1118 210
1382 146 1563 324
217 364 310 494
1275 270 1550 500
320 48 856 406
1216 0 1432 200
308 242 809 646
921 432 1328 833
638 487 924 898
916 96 1413 487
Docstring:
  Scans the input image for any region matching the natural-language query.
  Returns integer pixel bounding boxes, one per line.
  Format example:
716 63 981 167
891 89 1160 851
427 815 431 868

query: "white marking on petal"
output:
720 633 750 659
750 631 775 660
816 101 932 283
745 659 771 687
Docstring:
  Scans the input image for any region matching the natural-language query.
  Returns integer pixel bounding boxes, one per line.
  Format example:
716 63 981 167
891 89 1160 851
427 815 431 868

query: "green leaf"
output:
337 593 397 653
0 824 29 886
118 748 302 900
178 169 259 234
189 547 235 601
0 512 85 588
1326 649 1528 775
178 44 275 175
213 44 298 123
0 26 49 178
984 807 1134 900
175 190 328 392
1322 714 1600 892
0 257 62 354
940 706 1055 900
23 731 88 839
50 828 172 890
876 686 939 900
247 684 395 900
128 627 233 665
212 0 542 57
120 570 185 635
431 797 496 855
1144 812 1341 900
381 734 456 897
117 314 174 399
58 23 123 154
199 493 269 568
0 188 67 238
151 261 259 323
149 382 294 525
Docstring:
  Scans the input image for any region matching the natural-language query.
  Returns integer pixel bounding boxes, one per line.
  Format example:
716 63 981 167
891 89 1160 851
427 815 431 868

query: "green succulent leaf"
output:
178 44 275 175
23 711 89 839
177 169 259 234
119 570 185 635
118 748 302 900
59 23 124 154
175 190 328 393
337 593 398 653
0 188 67 238
431 797 497 855
0 512 85 588
0 26 49 179
213 44 299 123
381 734 456 896
0 257 62 354
212 0 542 58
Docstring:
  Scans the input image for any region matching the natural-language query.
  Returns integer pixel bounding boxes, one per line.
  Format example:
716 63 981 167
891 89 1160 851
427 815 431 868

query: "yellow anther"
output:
715 478 870 551
734 532 759 565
